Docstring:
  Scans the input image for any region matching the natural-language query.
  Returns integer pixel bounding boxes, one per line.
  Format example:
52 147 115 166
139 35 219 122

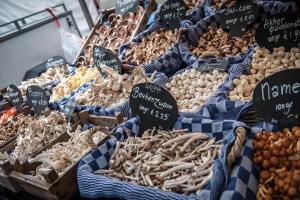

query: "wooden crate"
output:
72 0 157 65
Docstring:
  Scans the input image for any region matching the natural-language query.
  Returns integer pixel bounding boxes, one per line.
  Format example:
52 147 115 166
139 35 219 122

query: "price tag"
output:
253 69 300 127
159 0 187 30
93 46 122 77
129 83 178 135
255 12 300 51
7 84 23 111
217 1 259 37
62 98 76 122
46 56 66 69
195 60 229 72
116 0 140 16
26 86 49 116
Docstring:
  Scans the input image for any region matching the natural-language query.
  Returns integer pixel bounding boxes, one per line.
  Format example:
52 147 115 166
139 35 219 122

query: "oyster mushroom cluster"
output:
166 69 228 112
77 7 144 67
229 47 300 101
97 128 222 195
190 25 256 58
123 30 177 66
51 66 100 101
19 66 69 96
28 127 107 181
4 111 68 164
75 66 156 107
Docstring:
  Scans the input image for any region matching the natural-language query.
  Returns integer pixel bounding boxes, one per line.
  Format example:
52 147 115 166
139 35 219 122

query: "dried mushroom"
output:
123 30 177 66
75 66 156 107
190 26 256 58
166 69 227 112
51 66 100 101
229 47 300 101
97 128 222 195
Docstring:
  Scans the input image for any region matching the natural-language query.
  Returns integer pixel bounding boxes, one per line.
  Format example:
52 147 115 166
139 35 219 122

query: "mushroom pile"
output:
190 25 256 58
253 127 300 200
211 0 236 9
123 30 177 66
50 66 100 101
8 111 68 164
185 0 202 11
28 127 107 181
19 66 69 96
97 128 222 195
229 47 300 101
75 66 156 107
166 69 227 112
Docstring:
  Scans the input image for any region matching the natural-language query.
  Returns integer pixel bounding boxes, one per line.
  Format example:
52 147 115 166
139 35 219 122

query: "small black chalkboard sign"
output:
7 84 23 111
46 56 66 69
129 83 178 135
93 46 122 77
253 69 300 127
62 98 76 122
194 60 229 72
26 86 49 116
217 1 259 37
255 12 300 51
116 0 140 16
159 0 187 30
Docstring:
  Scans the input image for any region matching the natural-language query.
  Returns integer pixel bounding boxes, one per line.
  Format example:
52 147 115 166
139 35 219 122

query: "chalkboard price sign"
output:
116 0 140 16
253 69 300 127
62 98 76 122
129 83 178 135
93 46 122 77
159 0 187 30
26 86 49 116
255 12 300 51
194 60 229 72
46 56 66 69
7 84 23 111
217 1 259 37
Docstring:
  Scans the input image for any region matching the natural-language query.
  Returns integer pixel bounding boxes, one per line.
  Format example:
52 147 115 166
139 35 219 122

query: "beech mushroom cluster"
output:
75 66 156 107
97 128 222 195
229 47 300 101
253 127 300 200
166 69 227 112
123 30 177 66
51 66 100 101
28 127 107 181
77 7 144 67
191 26 256 58
19 66 69 96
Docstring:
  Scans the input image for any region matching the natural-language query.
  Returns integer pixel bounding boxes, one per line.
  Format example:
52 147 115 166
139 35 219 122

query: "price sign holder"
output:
217 1 259 37
194 60 229 72
159 0 187 30
26 86 49 116
46 56 66 69
93 46 122 77
255 12 300 51
116 0 140 16
253 69 300 128
7 84 23 112
129 83 178 135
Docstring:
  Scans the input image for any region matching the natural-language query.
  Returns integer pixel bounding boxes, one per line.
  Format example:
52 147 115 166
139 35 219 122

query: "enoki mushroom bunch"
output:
166 69 227 112
19 66 69 96
97 129 222 195
75 66 156 107
229 47 300 101
124 30 177 65
28 127 107 182
11 111 67 164
51 66 100 101
191 25 256 58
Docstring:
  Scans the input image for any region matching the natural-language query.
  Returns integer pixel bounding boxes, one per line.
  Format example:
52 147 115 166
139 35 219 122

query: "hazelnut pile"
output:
253 127 300 200
211 0 236 9
190 26 255 58
166 69 227 112
123 30 177 66
229 47 300 101
50 66 100 102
